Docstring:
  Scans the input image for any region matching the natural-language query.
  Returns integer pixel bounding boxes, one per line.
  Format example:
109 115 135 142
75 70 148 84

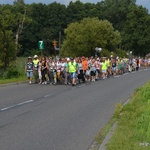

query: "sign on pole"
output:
38 41 44 50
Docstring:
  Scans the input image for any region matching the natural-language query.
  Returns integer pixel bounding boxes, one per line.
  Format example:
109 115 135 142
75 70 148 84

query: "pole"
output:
54 46 56 60
59 31 61 57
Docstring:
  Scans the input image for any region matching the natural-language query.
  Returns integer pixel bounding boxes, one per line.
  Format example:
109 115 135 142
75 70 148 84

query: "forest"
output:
0 0 150 69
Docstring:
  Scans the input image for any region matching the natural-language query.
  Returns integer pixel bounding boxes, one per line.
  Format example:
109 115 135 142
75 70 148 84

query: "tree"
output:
13 0 25 5
60 17 121 57
66 0 88 24
12 0 32 55
122 6 150 56
0 9 16 68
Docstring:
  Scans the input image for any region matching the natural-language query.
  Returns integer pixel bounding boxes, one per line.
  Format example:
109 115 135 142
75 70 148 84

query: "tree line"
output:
0 0 150 68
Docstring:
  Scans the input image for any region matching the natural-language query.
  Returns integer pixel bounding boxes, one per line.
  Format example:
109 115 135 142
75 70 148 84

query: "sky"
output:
0 0 150 12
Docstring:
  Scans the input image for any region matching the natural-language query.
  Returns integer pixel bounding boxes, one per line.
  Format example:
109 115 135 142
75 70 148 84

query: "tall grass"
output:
106 82 150 150
0 57 27 84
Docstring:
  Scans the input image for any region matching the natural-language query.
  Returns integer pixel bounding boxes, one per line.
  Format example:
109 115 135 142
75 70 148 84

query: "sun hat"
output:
28 56 32 59
34 55 38 58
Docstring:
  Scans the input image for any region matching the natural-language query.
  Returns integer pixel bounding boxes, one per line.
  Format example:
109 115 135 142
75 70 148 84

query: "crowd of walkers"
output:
25 55 150 85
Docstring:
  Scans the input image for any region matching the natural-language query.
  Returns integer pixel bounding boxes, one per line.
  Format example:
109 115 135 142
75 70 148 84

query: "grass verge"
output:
0 57 27 85
106 81 150 150
0 76 27 84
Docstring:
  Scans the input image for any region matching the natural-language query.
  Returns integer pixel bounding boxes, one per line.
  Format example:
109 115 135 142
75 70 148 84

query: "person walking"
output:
64 58 71 85
82 56 88 79
33 55 39 83
77 58 85 83
90 58 96 81
48 57 55 85
68 57 77 86
25 56 34 85
41 56 48 84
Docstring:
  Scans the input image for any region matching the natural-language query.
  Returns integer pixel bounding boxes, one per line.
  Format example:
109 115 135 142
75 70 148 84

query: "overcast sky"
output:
0 0 150 12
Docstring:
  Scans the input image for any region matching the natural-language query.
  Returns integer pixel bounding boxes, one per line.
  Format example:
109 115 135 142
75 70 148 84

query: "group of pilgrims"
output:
25 55 150 86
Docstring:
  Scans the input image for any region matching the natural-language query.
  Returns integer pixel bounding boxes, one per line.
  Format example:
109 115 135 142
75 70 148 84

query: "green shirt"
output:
68 62 77 73
102 62 107 70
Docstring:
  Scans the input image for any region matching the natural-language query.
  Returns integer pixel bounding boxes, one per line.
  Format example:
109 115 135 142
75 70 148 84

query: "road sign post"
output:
38 41 44 56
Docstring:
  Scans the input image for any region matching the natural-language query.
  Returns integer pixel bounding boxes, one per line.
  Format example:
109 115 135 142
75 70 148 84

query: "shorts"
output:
96 69 100 74
70 72 76 79
112 67 116 72
102 70 107 73
91 71 96 76
26 71 33 78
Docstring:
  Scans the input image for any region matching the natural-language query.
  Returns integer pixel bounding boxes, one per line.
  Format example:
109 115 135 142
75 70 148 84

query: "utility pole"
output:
59 31 61 57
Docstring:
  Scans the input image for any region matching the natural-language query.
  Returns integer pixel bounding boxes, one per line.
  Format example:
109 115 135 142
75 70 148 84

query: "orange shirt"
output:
82 60 88 71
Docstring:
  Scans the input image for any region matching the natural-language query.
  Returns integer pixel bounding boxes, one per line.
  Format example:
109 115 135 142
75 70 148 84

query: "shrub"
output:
1 67 21 79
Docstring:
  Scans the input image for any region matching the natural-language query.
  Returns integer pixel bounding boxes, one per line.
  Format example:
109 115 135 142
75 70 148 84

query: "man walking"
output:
25 56 34 85
68 57 77 86
33 55 39 83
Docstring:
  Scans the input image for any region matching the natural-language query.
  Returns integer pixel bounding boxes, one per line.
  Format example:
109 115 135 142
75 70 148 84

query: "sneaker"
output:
29 81 31 85
44 81 47 84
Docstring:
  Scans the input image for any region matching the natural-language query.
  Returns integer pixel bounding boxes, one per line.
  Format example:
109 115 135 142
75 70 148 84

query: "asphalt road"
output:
0 69 150 150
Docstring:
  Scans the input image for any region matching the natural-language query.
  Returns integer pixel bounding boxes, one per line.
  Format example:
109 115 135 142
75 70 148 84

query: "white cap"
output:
28 56 32 59
34 55 38 58
67 58 70 61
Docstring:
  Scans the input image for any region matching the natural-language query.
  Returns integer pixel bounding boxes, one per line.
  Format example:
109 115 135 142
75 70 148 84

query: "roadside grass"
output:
0 76 27 84
0 57 27 84
106 81 150 150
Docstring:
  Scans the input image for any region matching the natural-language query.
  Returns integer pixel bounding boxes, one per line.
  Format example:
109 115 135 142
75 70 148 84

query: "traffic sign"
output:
38 41 44 50
52 39 57 47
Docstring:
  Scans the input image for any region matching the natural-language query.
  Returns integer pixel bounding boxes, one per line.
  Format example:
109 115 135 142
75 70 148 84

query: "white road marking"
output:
44 93 55 98
17 100 34 106
1 105 16 111
0 100 34 112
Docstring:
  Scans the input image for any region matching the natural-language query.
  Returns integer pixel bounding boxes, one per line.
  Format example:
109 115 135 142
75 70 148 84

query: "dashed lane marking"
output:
44 93 56 98
0 100 34 112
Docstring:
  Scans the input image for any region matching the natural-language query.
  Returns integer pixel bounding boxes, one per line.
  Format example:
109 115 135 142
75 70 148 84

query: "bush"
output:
1 67 21 79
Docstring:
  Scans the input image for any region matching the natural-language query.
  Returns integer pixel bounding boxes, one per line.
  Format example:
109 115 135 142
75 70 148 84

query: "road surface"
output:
0 69 150 150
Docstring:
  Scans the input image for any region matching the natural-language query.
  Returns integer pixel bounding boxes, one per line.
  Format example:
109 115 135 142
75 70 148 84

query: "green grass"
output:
106 81 150 150
0 76 27 84
0 57 27 84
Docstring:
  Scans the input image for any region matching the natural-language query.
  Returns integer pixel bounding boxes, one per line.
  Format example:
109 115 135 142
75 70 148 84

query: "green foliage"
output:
0 57 26 79
0 0 150 72
0 29 16 68
115 49 128 58
0 67 20 79
100 49 111 57
122 6 150 56
61 17 121 57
